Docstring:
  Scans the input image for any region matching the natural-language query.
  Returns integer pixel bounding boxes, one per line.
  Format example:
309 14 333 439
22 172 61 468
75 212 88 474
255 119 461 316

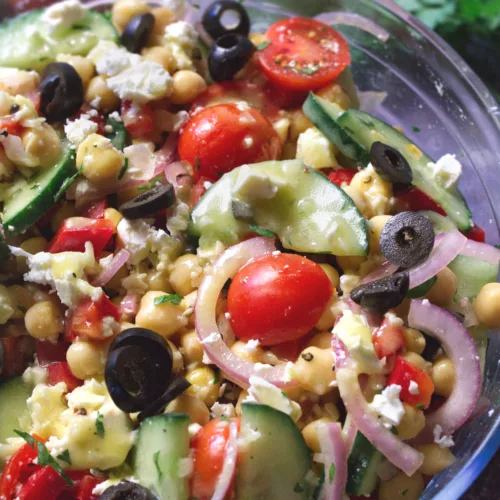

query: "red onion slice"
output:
361 261 398 284
459 239 500 265
164 161 193 194
154 133 179 175
332 336 423 476
92 249 130 287
408 299 481 442
195 238 296 388
342 414 358 453
119 293 140 321
409 230 467 289
316 422 348 500
212 420 239 500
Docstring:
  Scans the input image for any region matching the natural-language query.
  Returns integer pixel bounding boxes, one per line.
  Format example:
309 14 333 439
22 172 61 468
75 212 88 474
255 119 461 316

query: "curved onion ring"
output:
212 420 239 500
342 414 358 453
195 237 296 388
92 249 130 287
332 335 423 476
314 12 390 41
459 239 500 265
408 299 481 442
361 261 398 285
316 422 348 500
119 293 140 320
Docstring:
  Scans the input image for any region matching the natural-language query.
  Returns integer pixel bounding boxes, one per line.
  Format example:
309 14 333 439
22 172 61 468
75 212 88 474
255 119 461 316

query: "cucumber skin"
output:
0 377 31 443
105 118 128 151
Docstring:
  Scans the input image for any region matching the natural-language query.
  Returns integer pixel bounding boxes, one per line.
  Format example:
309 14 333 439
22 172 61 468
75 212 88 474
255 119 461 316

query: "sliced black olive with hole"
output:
202 0 250 40
370 141 413 190
121 13 155 54
40 62 84 122
231 199 254 221
208 33 256 82
380 212 435 267
98 481 157 500
350 271 409 313
119 183 175 219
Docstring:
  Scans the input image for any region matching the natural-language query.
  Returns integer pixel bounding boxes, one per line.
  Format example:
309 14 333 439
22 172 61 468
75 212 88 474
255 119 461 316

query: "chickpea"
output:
148 270 173 293
307 332 333 350
103 208 123 231
431 356 455 398
56 54 95 88
167 340 184 373
24 301 63 341
369 215 392 254
249 33 267 46
379 472 424 500
288 109 313 141
294 347 335 395
302 417 337 453
0 148 14 182
76 133 124 187
0 284 14 324
169 254 203 296
136 291 187 338
235 390 248 416
142 46 175 74
169 71 207 105
350 167 393 218
396 403 425 440
273 117 290 144
181 290 197 328
186 366 220 406
17 237 47 274
150 7 176 41
315 296 337 331
336 255 365 273
316 83 351 110
8 285 35 320
85 76 120 112
416 444 455 476
66 341 106 379
180 329 204 364
402 327 426 355
424 267 457 307
112 0 151 32
401 352 432 373
21 124 61 169
318 264 339 289
474 282 500 328
230 340 263 364
166 394 209 425
51 202 77 233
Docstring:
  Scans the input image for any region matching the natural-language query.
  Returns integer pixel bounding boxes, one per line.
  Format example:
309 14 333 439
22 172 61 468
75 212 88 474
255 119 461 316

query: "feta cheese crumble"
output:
370 384 405 428
210 402 236 419
64 115 98 146
429 154 462 190
41 0 85 33
433 424 455 448
408 380 420 395
200 332 222 345
244 339 261 353
163 21 198 50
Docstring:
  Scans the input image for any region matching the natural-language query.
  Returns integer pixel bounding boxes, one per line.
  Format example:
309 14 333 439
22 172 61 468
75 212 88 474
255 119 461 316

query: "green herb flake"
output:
192 2 200 8
416 404 425 410
248 223 276 238
402 489 409 496
153 450 163 480
293 482 304 493
118 157 129 180
295 65 320 75
55 166 83 202
195 156 201 171
17 305 27 313
95 413 105 438
30 183 40 190
154 293 184 306
256 40 270 51
328 463 336 483
211 371 220 385
14 429 35 448
412 125 421 132
57 450 72 465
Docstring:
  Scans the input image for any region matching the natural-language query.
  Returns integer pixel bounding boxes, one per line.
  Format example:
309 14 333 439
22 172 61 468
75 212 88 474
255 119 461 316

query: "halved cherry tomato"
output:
328 168 357 187
36 340 70 365
465 225 486 243
74 474 104 500
269 335 310 362
17 466 68 500
47 217 114 256
80 199 108 220
191 418 240 500
395 187 446 215
0 336 34 379
263 80 308 110
258 17 351 92
178 103 281 182
192 81 280 120
189 176 212 208
0 116 23 136
47 361 83 392
121 100 155 138
372 317 405 360
227 253 333 345
387 356 435 409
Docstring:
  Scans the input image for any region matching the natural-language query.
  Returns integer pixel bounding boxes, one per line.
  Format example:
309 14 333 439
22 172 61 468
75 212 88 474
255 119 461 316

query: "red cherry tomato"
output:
74 474 105 500
372 317 405 360
80 199 108 219
36 340 70 366
17 466 68 500
269 335 310 362
121 100 155 138
387 356 435 409
328 168 357 187
0 116 23 136
189 176 212 208
227 253 333 345
395 187 446 215
465 225 486 243
191 418 240 500
47 362 83 392
258 17 351 92
178 104 281 182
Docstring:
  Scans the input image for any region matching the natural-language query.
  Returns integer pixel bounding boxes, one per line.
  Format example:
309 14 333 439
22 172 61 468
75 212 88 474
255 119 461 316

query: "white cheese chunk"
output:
429 154 462 190
433 424 455 448
164 21 198 50
41 0 85 33
296 127 338 170
408 380 420 395
64 115 98 146
370 384 405 428
210 402 236 419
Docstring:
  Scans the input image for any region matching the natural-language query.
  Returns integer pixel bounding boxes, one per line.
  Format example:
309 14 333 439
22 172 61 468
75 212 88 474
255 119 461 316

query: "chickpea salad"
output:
0 0 498 499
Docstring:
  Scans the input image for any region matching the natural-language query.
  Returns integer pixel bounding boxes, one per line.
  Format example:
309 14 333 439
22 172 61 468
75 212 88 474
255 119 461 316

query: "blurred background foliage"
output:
394 0 500 97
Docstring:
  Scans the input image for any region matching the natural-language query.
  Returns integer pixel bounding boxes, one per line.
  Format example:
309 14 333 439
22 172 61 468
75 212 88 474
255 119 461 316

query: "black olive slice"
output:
231 199 254 221
370 141 413 190
350 271 409 313
202 0 250 41
98 481 157 500
380 212 435 267
119 183 175 219
121 13 155 54
40 62 84 122
208 33 256 82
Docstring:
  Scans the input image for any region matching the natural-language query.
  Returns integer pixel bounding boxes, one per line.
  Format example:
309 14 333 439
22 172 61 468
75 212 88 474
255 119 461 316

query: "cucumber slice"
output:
419 210 458 235
190 160 369 256
407 276 438 298
0 377 31 443
105 117 127 151
346 431 382 496
2 141 76 235
335 109 472 231
235 403 313 499
133 413 190 500
0 9 118 71
303 93 369 166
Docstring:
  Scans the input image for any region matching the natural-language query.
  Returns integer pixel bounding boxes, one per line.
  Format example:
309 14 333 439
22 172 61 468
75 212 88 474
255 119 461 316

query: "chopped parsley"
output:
416 404 425 410
192 2 200 8
248 223 276 238
95 412 105 438
30 183 40 190
402 489 409 496
154 294 184 306
211 371 220 385
154 450 163 481
295 65 320 75
55 165 83 202
57 450 72 465
328 463 336 483
412 125 421 132
118 157 129 180
195 156 201 171
256 40 270 51
137 175 162 192
17 305 27 313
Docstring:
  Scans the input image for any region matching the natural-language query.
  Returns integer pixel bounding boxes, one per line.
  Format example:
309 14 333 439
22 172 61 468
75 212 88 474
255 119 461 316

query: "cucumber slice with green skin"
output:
346 431 382 496
235 403 313 500
190 159 369 256
335 109 472 231
303 93 369 167
0 225 10 261
105 117 128 151
133 413 190 500
2 141 76 235
407 276 438 298
0 9 118 71
419 210 458 235
0 377 31 443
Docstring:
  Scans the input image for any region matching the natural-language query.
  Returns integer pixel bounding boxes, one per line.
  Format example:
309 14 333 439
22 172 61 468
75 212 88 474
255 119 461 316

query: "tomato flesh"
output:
328 168 357 187
189 176 212 208
80 199 108 220
178 103 281 182
17 466 67 500
36 340 70 366
258 17 351 91
395 187 446 215
47 361 83 392
227 253 333 345
465 225 486 243
121 100 155 138
372 319 405 359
